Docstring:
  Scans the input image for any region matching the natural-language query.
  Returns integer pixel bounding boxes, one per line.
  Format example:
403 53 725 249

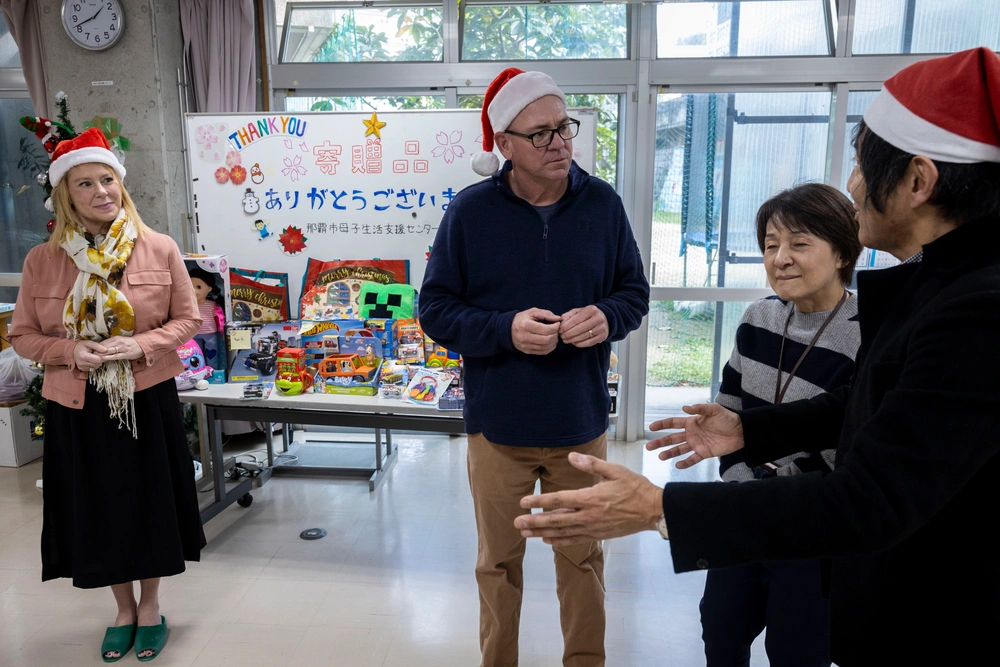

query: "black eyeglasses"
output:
503 119 581 148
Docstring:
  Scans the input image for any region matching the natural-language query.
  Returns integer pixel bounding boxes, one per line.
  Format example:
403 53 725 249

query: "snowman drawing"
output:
242 189 260 214
250 163 264 184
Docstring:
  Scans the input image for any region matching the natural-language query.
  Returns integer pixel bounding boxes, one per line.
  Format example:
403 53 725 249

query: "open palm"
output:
645 403 745 469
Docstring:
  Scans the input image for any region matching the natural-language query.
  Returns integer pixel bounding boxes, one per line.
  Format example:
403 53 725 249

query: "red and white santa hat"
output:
471 68 566 176
863 46 1000 164
48 127 127 189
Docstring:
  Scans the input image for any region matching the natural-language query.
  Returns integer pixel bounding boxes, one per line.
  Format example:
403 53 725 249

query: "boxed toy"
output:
607 372 620 415
397 319 425 365
226 321 301 382
378 361 409 399
183 255 232 323
299 319 364 366
437 387 465 411
364 319 399 358
313 354 383 396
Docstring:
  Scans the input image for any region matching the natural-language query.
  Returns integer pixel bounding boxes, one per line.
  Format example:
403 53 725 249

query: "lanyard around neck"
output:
773 291 849 405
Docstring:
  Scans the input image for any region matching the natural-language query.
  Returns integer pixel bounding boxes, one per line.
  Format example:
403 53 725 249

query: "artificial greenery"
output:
19 374 46 436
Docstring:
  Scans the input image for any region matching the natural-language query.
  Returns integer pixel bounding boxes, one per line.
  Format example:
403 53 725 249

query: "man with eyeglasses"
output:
420 68 649 667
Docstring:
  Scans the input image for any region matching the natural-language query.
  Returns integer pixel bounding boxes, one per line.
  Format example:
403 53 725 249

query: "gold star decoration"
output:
363 112 387 139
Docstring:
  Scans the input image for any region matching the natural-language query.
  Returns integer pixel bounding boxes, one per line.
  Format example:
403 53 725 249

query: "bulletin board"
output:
184 108 597 306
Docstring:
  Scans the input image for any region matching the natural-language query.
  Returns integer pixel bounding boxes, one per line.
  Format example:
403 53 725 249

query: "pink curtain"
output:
180 0 257 113
0 0 49 116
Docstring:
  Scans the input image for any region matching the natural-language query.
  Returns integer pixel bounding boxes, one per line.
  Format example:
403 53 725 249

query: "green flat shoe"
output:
135 615 168 662
101 624 136 663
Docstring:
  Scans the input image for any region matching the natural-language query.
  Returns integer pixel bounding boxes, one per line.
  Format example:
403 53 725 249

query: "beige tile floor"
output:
0 434 769 666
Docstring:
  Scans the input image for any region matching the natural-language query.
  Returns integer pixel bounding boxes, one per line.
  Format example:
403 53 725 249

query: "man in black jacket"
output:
513 47 1000 665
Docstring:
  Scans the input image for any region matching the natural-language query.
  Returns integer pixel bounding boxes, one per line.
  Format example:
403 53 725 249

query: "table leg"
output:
210 406 225 505
375 428 383 472
264 423 275 467
282 423 291 453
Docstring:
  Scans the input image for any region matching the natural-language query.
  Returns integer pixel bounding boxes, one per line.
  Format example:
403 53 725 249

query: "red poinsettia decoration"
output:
278 225 308 255
230 165 247 185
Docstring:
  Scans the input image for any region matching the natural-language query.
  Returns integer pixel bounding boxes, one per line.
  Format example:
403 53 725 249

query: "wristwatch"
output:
656 514 669 540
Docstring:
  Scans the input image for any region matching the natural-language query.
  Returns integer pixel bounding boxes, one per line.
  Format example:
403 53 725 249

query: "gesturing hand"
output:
99 336 145 362
514 453 664 546
559 305 608 347
512 308 562 355
646 403 745 469
73 340 108 372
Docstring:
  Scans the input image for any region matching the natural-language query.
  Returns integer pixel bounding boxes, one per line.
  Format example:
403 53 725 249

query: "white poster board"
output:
185 108 597 306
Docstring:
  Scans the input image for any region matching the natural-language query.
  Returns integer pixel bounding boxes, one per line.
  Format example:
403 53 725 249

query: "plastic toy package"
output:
378 361 409 399
174 339 213 391
403 368 451 407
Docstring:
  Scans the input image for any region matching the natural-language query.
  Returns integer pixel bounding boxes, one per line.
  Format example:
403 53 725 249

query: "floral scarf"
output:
60 210 139 436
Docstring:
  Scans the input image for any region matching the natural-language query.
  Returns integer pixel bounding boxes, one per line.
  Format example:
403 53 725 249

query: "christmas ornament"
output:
34 425 44 437
47 219 55 233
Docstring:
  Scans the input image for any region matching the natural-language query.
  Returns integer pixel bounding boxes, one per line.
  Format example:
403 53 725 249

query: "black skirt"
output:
42 379 206 589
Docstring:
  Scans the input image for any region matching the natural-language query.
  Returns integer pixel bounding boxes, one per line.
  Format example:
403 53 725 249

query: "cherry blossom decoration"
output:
196 123 227 162
433 130 465 164
281 155 307 182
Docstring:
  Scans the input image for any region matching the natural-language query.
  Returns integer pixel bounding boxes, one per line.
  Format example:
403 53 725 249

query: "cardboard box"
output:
300 319 365 367
226 321 301 382
0 400 43 467
183 255 233 323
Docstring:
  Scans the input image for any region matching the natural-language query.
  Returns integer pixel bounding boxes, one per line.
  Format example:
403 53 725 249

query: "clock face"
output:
62 1 125 51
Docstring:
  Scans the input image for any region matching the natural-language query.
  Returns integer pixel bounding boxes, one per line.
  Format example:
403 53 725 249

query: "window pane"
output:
462 3 627 60
0 14 22 68
656 1 830 58
280 5 443 62
651 92 831 289
285 96 445 113
645 299 753 470
852 0 1000 54
458 93 621 188
1 98 51 278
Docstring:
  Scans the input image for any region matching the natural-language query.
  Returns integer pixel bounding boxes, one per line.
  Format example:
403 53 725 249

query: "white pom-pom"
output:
44 197 53 212
44 121 51 127
55 91 67 102
471 151 500 177
195 379 210 391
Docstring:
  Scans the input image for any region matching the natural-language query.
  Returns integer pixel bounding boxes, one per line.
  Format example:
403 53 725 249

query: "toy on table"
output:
174 339 213 390
189 267 226 369
425 345 461 368
244 331 285 376
316 353 380 385
274 348 314 396
404 369 448 406
378 361 409 399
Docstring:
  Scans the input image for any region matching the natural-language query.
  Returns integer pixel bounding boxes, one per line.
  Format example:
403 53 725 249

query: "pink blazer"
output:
10 231 202 410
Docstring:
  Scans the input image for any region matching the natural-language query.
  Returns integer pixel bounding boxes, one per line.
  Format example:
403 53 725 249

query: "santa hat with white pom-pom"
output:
471 68 566 177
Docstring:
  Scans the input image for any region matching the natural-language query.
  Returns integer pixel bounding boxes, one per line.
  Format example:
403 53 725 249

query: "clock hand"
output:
76 5 104 29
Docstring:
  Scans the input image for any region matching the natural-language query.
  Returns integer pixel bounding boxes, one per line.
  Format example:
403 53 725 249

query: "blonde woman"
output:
10 128 205 663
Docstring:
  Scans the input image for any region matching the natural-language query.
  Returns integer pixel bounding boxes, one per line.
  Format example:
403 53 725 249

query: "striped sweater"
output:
716 294 861 482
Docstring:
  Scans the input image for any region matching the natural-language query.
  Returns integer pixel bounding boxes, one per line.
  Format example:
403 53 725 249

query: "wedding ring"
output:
114 346 119 354
588 329 594 338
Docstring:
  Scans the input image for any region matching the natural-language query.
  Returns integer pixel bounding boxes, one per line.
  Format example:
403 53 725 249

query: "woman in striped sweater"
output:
701 183 862 667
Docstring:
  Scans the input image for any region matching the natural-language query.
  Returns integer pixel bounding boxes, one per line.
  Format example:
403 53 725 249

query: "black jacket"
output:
662 217 1000 665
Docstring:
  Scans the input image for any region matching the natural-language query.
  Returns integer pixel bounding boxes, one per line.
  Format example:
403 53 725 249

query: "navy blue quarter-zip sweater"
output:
419 161 649 447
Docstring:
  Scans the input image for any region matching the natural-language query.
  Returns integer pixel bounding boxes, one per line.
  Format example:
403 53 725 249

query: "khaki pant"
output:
467 432 607 667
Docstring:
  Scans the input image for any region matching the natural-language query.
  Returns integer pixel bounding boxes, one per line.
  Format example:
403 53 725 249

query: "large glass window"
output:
852 0 1000 54
644 300 753 434
656 1 831 58
1 97 51 282
462 3 627 60
278 3 443 62
650 91 831 289
284 95 445 112
0 15 22 68
459 93 621 188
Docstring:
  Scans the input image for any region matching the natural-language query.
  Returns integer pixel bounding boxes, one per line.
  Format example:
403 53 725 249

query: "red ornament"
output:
230 165 247 185
47 219 55 233
214 166 231 184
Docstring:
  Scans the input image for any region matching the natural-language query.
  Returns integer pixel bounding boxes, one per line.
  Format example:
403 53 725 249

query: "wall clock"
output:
61 0 125 51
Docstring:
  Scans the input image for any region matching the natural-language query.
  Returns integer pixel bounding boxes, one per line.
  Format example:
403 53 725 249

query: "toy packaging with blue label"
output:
226 321 301 382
